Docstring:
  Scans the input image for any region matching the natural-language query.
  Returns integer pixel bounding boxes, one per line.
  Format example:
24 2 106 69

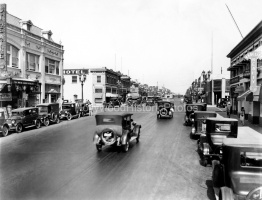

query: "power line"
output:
225 4 243 39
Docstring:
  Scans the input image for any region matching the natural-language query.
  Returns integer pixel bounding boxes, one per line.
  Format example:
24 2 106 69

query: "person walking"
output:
240 107 245 126
226 102 232 118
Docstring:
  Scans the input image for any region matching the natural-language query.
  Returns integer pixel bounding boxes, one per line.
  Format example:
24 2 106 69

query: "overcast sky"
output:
4 0 262 94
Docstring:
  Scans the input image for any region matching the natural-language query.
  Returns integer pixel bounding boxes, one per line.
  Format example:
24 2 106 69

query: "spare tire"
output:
159 108 168 117
101 128 116 145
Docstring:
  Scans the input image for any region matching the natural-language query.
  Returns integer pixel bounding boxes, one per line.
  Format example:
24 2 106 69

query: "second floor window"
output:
97 76 101 83
45 58 60 75
26 53 39 72
72 76 77 83
95 89 102 93
7 43 19 68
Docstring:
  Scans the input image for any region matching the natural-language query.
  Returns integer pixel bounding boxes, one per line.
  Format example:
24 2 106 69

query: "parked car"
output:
190 111 217 139
184 103 207 126
107 98 121 108
79 102 90 117
217 98 228 108
0 108 8 136
156 100 174 119
198 118 238 166
146 96 155 106
60 103 81 120
93 112 142 152
2 107 41 135
212 126 262 200
36 103 60 126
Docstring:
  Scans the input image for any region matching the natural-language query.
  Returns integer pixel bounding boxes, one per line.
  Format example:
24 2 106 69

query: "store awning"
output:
46 89 60 94
234 85 244 93
106 93 118 97
253 86 262 102
237 90 252 101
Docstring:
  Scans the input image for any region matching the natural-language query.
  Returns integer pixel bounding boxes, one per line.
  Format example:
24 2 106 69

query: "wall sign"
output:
0 93 12 101
63 69 89 75
0 4 7 71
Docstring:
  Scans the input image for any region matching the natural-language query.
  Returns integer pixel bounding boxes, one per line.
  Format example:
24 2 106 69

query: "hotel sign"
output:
63 69 89 75
0 4 7 71
0 93 12 101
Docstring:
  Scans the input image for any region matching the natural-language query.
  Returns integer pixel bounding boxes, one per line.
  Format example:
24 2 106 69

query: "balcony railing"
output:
243 70 250 78
230 76 240 84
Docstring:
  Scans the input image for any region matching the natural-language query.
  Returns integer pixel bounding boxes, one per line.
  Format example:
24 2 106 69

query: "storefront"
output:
44 84 60 103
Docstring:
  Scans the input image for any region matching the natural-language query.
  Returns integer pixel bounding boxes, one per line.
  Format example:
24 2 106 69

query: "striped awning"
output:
237 90 252 101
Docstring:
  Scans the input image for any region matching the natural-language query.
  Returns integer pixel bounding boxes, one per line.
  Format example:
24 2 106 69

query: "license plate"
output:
104 133 111 137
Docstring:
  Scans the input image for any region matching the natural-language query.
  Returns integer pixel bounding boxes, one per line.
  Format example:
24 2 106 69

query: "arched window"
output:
7 43 19 68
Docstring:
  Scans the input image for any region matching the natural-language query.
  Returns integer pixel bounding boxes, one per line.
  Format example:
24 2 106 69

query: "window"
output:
241 151 262 168
26 53 39 72
215 124 231 132
45 58 60 75
7 43 19 68
106 87 111 93
95 98 103 103
95 88 102 93
97 76 101 83
72 76 77 83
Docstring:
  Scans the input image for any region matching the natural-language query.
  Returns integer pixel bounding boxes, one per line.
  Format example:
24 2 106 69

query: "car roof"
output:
186 103 206 106
95 112 133 117
206 117 238 122
194 111 216 114
12 107 37 112
157 100 174 103
36 103 59 106
223 127 262 147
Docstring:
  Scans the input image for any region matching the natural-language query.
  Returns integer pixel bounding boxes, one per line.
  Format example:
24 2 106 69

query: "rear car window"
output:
240 151 262 168
215 123 231 132
103 118 115 123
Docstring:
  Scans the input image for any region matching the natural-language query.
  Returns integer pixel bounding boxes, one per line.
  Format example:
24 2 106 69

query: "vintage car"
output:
93 112 142 152
184 103 207 126
198 118 238 166
146 96 155 106
157 101 174 119
60 103 81 120
106 98 121 108
190 111 217 139
2 107 41 135
217 98 228 108
36 103 60 126
212 127 262 200
79 102 90 117
0 108 8 136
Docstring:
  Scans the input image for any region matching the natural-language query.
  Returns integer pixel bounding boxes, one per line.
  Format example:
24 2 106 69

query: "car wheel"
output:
123 140 130 152
55 115 60 124
16 123 23 133
35 120 41 129
202 158 208 167
2 126 9 137
136 133 140 143
96 144 102 152
77 113 81 118
67 113 72 121
44 118 50 127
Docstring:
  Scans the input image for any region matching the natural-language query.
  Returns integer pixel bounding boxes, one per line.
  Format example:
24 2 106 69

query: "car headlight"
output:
192 127 196 134
203 147 209 155
191 118 194 122
11 120 16 124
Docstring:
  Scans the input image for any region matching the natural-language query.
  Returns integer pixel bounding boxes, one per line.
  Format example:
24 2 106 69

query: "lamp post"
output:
79 73 86 103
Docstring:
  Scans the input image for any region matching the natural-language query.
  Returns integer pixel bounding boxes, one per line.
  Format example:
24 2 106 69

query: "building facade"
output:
63 67 130 106
227 20 262 126
0 4 64 109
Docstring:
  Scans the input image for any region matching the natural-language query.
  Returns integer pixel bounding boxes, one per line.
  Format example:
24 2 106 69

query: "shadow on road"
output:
206 180 216 200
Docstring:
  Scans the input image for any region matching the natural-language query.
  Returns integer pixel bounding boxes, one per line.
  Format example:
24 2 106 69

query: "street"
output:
0 100 215 200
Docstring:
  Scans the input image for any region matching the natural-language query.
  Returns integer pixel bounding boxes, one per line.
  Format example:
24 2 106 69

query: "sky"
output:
3 0 262 94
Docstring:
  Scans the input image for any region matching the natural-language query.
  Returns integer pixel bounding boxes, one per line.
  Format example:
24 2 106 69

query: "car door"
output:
23 109 32 127
31 108 38 124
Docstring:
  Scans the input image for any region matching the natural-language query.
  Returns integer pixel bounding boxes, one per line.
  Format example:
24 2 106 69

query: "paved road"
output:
0 100 215 200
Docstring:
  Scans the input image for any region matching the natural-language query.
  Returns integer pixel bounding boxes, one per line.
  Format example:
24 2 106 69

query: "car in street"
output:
156 100 174 119
106 97 121 108
184 103 207 126
93 112 142 152
146 96 155 106
198 117 238 166
79 102 90 117
212 126 262 200
36 103 60 126
2 107 41 135
217 98 228 108
190 111 217 139
0 108 8 137
60 103 81 120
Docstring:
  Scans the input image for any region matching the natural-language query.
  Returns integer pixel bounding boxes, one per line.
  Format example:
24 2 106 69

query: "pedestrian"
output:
103 101 106 112
89 103 93 116
226 102 231 118
240 107 245 126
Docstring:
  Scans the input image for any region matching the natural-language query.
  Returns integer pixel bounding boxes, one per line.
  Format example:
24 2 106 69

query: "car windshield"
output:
240 151 262 168
96 116 122 125
38 106 48 113
0 112 4 119
11 111 23 117
62 105 71 109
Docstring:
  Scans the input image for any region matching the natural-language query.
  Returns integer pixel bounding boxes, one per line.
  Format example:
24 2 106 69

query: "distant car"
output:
146 96 155 106
217 98 228 108
190 111 217 139
156 101 174 119
107 98 121 108
198 118 238 166
79 102 90 117
36 103 60 126
184 103 207 126
2 107 41 135
93 112 142 152
0 108 8 137
212 126 262 200
60 103 81 120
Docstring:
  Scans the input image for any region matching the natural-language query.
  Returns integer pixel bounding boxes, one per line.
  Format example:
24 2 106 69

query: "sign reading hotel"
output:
244 46 262 92
0 4 7 71
63 69 89 75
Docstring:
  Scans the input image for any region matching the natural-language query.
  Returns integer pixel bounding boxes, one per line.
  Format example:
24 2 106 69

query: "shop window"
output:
95 98 103 103
97 75 101 83
106 87 111 93
45 58 60 75
26 53 39 72
6 43 19 68
72 76 77 84
51 94 57 103
95 88 102 93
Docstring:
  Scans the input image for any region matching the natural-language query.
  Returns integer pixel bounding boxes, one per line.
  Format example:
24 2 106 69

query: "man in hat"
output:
226 102 232 118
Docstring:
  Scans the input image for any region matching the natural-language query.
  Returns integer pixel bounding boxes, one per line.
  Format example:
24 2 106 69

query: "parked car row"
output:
0 102 91 137
184 103 262 200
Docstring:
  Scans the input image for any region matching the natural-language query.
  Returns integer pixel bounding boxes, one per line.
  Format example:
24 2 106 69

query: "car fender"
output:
2 123 10 130
212 161 225 188
121 130 130 145
93 134 101 144
202 143 210 155
219 187 234 200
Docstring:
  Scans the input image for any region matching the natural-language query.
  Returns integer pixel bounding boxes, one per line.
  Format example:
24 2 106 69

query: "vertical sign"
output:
0 4 7 71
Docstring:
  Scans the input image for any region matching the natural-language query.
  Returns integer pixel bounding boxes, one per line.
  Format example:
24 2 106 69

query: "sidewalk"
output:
218 111 262 133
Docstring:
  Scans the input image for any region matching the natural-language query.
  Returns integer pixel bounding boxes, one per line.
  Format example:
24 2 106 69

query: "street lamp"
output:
79 73 86 103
